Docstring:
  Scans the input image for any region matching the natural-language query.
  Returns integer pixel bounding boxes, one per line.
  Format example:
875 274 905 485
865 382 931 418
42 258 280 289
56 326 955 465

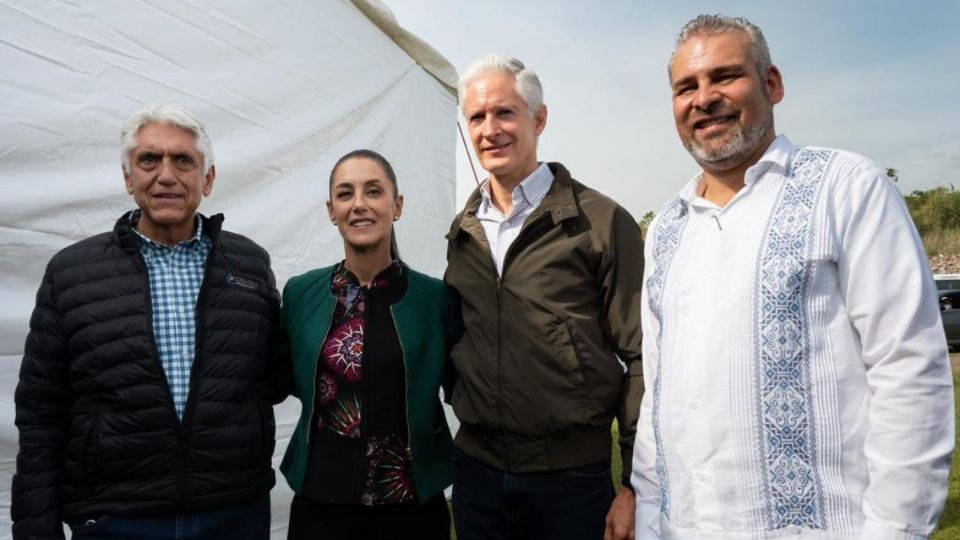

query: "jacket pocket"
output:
549 316 586 387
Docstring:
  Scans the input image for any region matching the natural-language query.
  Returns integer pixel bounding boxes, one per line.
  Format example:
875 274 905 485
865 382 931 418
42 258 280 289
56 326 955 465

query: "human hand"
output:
603 486 636 540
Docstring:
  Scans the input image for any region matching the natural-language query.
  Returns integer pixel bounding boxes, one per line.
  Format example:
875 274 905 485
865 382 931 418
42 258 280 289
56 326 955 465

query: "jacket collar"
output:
114 210 224 253
447 162 580 239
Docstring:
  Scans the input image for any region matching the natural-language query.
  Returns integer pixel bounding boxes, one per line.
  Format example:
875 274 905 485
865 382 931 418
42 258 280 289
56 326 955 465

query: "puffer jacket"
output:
12 212 281 540
444 162 645 482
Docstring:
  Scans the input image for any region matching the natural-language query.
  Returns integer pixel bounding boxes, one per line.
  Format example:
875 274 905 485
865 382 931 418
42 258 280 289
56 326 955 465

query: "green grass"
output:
612 422 624 487
451 382 960 540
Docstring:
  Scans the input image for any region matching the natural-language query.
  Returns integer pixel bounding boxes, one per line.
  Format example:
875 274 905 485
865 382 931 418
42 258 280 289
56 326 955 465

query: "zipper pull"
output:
405 446 413 459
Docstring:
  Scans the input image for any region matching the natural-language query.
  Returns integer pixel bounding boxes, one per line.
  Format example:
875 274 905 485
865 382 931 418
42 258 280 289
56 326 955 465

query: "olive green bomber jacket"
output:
278 264 461 503
444 162 645 483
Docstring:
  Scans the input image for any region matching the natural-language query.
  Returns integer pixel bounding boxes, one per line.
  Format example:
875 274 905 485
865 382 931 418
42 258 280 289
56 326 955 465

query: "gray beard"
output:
686 114 772 169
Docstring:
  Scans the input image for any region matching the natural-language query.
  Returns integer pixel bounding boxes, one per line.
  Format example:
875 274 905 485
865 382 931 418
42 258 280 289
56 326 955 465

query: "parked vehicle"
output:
934 273 960 292
939 289 960 351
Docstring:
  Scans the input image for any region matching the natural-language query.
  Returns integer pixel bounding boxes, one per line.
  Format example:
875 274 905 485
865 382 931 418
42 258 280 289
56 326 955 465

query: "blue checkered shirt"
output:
132 212 211 420
477 162 554 276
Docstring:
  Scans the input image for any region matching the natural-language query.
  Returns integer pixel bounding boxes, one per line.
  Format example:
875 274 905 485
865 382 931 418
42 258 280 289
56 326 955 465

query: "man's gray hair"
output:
458 54 544 118
669 14 772 81
121 102 214 175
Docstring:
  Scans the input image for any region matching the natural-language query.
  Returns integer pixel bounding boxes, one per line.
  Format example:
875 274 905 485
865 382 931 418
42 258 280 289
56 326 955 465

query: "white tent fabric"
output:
0 0 457 537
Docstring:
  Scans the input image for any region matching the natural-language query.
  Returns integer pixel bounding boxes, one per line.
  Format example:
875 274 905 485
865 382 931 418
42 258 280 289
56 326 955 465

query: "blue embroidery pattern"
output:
753 147 834 530
646 196 689 516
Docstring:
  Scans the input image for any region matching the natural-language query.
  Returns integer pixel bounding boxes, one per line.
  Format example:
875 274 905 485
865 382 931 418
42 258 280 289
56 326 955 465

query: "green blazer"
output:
278 264 460 503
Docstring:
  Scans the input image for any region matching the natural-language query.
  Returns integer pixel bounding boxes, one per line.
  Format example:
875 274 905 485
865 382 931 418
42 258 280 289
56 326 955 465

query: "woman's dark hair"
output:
329 149 401 260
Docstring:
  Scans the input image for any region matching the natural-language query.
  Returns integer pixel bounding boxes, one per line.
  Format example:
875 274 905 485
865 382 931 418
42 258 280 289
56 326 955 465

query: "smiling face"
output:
670 31 783 174
462 71 546 188
123 122 215 244
327 157 403 256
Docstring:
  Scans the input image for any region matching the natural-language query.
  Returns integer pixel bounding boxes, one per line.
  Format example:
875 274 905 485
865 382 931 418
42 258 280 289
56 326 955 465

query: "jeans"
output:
68 495 270 540
287 493 450 540
452 448 615 540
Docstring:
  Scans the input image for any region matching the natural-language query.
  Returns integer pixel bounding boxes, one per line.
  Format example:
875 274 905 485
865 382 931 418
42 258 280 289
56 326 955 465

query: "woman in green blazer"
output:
279 149 459 539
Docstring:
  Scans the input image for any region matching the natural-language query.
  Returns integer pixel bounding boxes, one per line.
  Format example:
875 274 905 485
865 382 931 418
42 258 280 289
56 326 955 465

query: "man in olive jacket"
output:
445 54 644 540
11 103 280 540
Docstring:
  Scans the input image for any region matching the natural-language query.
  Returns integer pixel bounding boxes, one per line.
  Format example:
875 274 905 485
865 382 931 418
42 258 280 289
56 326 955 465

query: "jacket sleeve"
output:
12 264 70 540
599 205 645 484
268 279 297 403
830 158 955 539
265 266 294 405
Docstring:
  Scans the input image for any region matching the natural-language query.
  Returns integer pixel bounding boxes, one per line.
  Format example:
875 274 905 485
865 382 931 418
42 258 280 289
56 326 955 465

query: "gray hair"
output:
120 102 214 175
458 54 544 118
669 14 772 81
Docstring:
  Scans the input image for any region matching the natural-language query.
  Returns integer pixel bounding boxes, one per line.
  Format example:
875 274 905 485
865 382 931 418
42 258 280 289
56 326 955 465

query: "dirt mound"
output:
930 254 960 274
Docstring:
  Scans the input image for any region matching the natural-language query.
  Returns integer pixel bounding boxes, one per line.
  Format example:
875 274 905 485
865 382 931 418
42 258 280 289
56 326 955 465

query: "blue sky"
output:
385 0 960 218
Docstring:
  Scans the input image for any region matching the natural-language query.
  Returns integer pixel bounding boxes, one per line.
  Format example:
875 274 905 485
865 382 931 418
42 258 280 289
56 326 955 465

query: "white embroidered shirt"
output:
631 135 954 540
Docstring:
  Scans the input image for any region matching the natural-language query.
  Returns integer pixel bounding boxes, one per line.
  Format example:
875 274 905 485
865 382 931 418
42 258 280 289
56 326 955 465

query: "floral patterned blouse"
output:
301 261 416 505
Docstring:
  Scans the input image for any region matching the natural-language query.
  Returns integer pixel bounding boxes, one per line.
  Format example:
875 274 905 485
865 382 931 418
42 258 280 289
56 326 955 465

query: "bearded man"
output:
631 14 954 540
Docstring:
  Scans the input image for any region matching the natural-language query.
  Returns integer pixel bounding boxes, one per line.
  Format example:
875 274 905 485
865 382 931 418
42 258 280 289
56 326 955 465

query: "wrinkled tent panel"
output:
0 0 457 537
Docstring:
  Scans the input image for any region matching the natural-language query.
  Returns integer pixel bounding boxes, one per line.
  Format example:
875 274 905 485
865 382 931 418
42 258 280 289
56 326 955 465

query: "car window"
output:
935 277 960 292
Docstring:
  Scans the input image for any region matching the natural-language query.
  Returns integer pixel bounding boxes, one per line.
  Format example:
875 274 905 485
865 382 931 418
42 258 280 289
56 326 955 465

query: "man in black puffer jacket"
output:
12 103 281 540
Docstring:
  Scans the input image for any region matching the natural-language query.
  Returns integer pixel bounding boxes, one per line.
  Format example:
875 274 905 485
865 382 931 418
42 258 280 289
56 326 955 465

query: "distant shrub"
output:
902 188 960 257
905 188 960 237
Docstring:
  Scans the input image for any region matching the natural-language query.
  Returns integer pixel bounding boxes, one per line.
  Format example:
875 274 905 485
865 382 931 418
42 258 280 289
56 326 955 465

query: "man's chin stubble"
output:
687 122 771 171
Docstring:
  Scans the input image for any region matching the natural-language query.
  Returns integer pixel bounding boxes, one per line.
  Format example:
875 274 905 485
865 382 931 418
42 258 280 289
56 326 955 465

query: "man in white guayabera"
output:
632 14 955 540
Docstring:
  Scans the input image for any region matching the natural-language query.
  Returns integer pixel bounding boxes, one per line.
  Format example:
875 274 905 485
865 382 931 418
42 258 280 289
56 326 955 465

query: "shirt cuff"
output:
859 519 929 540
635 501 661 540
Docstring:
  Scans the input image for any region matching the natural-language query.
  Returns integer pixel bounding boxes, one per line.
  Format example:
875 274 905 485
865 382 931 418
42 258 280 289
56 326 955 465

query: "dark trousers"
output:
452 449 615 540
287 493 450 540
68 495 270 540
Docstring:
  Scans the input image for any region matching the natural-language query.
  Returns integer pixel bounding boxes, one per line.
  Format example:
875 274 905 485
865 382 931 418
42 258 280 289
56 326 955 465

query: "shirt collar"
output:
745 134 793 186
332 260 403 291
130 210 205 250
480 162 554 215
331 260 405 311
678 134 794 203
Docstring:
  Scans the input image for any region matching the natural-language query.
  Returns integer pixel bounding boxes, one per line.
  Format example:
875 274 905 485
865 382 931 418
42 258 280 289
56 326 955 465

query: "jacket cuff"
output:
619 442 634 481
